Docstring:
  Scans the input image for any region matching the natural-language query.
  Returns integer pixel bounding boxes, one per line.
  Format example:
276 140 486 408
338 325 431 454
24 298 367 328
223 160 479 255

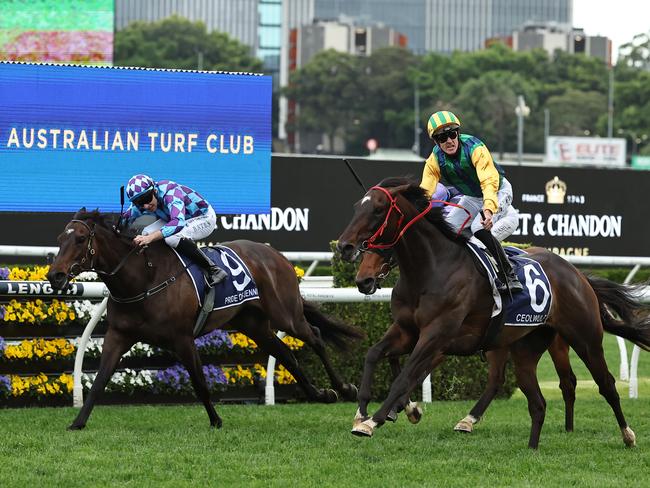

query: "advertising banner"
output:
546 136 626 166
0 62 271 214
3 156 648 258
0 0 114 65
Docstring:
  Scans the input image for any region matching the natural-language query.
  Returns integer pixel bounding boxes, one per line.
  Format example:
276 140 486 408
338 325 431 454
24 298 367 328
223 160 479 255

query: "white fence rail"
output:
0 245 648 403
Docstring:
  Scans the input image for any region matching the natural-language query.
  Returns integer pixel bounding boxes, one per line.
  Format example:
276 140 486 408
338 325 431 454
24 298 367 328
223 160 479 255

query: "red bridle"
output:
362 186 471 250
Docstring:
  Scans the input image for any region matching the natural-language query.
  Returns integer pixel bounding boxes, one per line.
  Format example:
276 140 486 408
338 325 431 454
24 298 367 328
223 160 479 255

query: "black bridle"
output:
63 219 188 303
65 219 143 280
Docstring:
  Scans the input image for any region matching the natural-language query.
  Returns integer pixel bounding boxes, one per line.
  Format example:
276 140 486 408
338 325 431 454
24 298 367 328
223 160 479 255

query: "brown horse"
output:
47 208 364 430
337 177 650 448
356 250 577 434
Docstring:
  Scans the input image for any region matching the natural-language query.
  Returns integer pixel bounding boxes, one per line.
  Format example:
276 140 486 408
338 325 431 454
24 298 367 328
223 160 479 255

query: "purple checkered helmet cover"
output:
126 174 155 202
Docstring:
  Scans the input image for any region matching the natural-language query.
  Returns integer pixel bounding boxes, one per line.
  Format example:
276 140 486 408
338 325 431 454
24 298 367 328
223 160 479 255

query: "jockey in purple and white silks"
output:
123 174 227 286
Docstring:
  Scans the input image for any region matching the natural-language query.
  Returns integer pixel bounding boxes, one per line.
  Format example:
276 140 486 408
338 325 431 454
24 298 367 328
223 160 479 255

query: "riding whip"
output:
343 159 367 191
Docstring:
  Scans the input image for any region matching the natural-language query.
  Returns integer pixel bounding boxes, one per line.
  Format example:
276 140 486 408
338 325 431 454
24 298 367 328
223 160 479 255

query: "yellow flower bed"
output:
294 265 305 281
228 332 304 352
10 373 73 396
4 338 76 361
3 299 75 325
222 364 296 385
8 265 50 281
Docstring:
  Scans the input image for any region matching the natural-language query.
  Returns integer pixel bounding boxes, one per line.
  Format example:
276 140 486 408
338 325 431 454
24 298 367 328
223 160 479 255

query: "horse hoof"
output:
340 383 359 402
405 402 423 424
454 415 478 433
454 419 473 433
212 418 223 429
353 408 369 429
351 419 376 437
386 409 399 423
324 388 338 403
622 426 636 447
67 423 85 431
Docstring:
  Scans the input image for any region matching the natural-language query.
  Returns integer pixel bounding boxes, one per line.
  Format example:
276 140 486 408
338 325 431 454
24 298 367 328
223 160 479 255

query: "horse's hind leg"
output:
69 328 134 430
509 334 552 449
455 347 510 433
173 337 222 428
559 326 635 447
300 323 357 401
242 317 337 403
548 335 576 432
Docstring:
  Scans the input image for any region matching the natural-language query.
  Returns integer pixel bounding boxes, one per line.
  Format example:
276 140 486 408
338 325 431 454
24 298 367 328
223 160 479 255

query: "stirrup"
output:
206 267 227 287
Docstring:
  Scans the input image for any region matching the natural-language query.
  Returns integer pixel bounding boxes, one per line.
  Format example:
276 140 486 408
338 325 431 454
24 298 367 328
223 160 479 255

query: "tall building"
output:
511 23 612 65
425 0 573 53
314 0 427 54
285 19 407 153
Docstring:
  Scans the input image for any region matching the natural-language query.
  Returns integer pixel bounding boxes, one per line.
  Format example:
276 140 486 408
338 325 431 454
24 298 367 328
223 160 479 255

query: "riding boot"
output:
473 229 523 293
176 238 227 287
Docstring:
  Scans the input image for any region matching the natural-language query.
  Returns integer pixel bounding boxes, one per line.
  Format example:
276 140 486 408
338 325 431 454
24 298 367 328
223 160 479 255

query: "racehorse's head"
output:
337 177 418 262
47 208 110 290
356 249 395 295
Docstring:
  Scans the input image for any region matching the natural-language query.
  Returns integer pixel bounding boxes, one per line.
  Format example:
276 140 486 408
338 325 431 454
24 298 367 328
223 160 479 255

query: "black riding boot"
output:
176 238 227 287
473 229 523 293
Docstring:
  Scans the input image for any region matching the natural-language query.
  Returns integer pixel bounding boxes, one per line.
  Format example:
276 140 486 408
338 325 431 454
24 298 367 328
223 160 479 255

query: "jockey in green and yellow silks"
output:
420 110 523 293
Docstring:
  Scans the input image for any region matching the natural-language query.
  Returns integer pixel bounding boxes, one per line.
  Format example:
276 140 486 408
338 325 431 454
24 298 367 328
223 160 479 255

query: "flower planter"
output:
0 385 303 408
0 322 108 339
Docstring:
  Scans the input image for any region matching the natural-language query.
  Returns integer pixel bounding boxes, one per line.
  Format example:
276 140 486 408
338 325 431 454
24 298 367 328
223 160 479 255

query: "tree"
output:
545 90 607 137
354 47 420 151
453 71 537 157
283 50 363 153
619 33 650 70
114 15 262 73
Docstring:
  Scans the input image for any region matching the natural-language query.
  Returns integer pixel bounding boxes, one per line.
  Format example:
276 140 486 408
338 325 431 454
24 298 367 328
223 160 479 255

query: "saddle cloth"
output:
466 241 553 327
173 245 260 311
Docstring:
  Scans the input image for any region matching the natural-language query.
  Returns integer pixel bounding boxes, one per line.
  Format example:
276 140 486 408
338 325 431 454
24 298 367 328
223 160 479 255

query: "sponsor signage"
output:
0 62 271 214
631 155 650 170
3 156 649 257
0 281 84 297
546 136 626 166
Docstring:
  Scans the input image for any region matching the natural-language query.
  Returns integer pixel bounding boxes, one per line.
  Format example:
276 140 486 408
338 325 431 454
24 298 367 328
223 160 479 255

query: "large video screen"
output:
0 62 272 214
0 0 113 65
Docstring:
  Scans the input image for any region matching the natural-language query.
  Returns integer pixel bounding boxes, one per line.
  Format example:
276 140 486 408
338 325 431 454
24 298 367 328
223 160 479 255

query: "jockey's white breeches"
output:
142 206 217 248
444 178 518 241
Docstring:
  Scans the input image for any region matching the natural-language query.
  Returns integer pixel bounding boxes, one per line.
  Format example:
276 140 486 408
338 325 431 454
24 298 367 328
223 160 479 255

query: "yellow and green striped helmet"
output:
427 111 461 138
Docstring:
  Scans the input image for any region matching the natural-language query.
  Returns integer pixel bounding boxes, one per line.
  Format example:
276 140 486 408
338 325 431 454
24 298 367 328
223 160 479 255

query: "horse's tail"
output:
587 275 650 351
302 300 366 351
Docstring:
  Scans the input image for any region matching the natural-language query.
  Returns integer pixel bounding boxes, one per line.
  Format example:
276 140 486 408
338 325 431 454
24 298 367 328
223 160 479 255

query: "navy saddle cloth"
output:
174 245 260 310
467 243 553 326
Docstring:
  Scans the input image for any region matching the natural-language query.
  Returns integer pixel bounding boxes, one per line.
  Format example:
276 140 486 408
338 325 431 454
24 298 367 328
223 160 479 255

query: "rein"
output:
67 219 187 304
362 186 471 251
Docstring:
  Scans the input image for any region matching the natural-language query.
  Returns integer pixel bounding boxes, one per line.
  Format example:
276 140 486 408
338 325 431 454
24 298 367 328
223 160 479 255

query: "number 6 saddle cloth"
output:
466 241 553 327
173 245 260 311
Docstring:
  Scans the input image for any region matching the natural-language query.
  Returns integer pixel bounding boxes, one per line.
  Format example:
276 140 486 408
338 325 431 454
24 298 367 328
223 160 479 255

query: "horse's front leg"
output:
69 328 133 430
354 323 415 428
353 324 447 438
174 337 222 428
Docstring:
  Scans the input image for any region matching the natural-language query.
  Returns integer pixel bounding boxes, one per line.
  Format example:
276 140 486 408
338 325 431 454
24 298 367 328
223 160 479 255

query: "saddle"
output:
466 242 553 352
172 245 260 336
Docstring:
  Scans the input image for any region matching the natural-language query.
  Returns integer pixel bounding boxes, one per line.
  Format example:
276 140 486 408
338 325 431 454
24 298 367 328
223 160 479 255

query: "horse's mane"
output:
72 208 138 239
376 177 468 243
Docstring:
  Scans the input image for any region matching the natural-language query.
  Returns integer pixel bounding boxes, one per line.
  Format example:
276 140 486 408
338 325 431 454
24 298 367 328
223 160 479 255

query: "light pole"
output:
515 95 530 165
413 80 421 155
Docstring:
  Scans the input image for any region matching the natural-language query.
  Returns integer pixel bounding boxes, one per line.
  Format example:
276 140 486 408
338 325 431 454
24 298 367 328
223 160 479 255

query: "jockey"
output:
421 111 523 293
122 174 227 286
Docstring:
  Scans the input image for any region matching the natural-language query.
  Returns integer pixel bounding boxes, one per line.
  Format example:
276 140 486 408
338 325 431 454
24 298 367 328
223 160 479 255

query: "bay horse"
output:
337 177 650 448
356 250 577 434
47 208 364 430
